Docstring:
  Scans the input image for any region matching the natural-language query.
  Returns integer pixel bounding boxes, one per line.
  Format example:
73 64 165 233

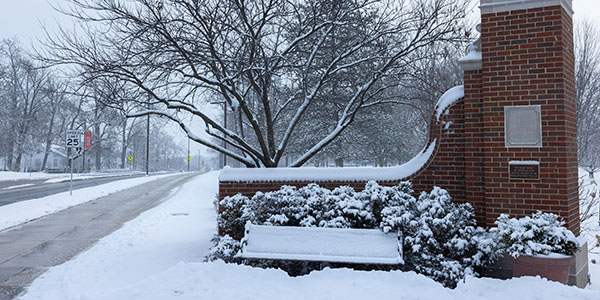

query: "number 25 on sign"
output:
66 130 82 148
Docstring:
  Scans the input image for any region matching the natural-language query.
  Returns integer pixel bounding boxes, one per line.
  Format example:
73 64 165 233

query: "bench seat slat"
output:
239 223 403 265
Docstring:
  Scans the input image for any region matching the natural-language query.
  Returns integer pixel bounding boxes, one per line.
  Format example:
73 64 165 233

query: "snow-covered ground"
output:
43 171 147 183
19 171 600 300
580 169 600 291
0 170 155 183
0 173 182 232
0 171 68 181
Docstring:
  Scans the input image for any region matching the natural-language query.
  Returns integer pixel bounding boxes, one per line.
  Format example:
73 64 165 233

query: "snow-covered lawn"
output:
19 172 600 300
43 171 147 183
580 169 600 292
0 171 68 181
0 170 166 184
0 173 182 232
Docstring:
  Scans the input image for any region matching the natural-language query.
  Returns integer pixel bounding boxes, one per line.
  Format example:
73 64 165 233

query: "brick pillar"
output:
459 25 486 226
479 0 579 234
463 69 486 225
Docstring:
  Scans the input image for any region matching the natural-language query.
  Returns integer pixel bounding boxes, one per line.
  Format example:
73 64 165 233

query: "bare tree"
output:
0 39 50 171
575 19 600 174
40 0 469 167
579 175 599 225
39 79 69 171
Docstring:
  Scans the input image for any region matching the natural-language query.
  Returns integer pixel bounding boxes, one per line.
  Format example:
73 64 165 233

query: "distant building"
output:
21 147 68 172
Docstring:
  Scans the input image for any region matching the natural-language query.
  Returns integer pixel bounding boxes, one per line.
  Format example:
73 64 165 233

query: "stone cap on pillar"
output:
480 0 573 16
459 24 482 71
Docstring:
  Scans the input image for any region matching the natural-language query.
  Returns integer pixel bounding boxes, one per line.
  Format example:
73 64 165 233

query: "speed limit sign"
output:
66 130 82 148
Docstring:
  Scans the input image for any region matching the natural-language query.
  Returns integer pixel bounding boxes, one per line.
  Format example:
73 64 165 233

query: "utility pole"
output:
187 138 190 172
146 102 150 175
223 103 227 167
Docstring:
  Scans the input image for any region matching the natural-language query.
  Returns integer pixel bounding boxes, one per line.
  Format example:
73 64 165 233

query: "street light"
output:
210 100 227 168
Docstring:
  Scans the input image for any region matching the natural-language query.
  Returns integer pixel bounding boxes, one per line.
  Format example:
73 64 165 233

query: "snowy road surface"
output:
0 173 197 299
17 171 600 300
0 173 153 206
0 173 187 232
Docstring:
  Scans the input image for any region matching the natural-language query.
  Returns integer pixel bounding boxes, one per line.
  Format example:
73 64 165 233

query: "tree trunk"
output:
41 109 58 171
41 141 51 171
121 119 127 169
14 144 23 171
6 125 16 171
13 125 27 171
94 123 101 171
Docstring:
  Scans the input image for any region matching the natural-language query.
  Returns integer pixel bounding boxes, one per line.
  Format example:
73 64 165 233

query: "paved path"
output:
0 173 198 299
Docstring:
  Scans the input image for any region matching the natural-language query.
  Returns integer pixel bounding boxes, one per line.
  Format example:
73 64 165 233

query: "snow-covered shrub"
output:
214 182 497 288
218 194 250 240
320 185 376 228
492 212 580 258
243 184 336 228
380 186 498 288
204 234 243 264
360 181 415 225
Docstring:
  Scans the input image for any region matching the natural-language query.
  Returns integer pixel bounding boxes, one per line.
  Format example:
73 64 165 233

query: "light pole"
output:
145 99 150 175
187 137 190 172
146 113 150 175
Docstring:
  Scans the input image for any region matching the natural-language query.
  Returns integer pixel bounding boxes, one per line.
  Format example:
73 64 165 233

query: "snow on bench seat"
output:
239 223 403 265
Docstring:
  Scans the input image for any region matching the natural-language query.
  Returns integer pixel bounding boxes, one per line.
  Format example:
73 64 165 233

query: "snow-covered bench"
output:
239 222 404 265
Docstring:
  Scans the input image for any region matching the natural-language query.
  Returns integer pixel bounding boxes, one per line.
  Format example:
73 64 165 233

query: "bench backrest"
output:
239 222 403 265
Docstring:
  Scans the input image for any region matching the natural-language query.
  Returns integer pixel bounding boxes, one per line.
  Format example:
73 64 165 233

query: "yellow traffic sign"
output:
186 155 191 159
128 155 133 161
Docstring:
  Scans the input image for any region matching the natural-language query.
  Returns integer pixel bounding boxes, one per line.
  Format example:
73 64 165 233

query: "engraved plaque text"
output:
509 163 540 180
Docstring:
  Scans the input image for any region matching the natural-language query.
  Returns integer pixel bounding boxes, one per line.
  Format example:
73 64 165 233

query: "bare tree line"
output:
36 0 471 168
575 19 600 177
5 0 599 172
0 38 185 172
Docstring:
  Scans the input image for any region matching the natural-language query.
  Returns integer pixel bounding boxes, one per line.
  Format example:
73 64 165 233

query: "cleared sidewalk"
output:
0 173 198 300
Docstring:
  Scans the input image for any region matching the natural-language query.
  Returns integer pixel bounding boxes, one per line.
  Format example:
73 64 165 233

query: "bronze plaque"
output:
509 163 539 180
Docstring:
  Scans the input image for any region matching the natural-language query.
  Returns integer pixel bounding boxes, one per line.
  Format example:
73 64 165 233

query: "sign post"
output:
66 129 82 196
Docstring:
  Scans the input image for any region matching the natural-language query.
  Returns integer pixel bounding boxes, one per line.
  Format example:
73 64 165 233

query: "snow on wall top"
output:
458 50 482 63
435 85 464 121
219 139 436 182
509 160 540 165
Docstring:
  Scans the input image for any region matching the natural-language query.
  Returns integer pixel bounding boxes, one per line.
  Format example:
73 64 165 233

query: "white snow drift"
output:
19 171 600 300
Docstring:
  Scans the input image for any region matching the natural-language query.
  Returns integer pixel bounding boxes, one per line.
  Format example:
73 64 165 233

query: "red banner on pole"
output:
85 131 92 149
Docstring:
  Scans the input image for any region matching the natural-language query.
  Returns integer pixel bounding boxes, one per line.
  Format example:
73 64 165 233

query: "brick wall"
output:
479 4 579 235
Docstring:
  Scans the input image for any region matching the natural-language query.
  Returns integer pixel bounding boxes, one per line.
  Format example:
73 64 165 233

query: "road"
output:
0 173 197 300
0 174 158 206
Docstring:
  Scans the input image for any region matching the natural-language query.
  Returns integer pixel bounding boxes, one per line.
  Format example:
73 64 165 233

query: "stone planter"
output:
509 254 575 284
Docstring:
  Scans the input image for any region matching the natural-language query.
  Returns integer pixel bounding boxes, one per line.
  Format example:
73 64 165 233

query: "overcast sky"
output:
1 0 600 44
0 0 598 163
